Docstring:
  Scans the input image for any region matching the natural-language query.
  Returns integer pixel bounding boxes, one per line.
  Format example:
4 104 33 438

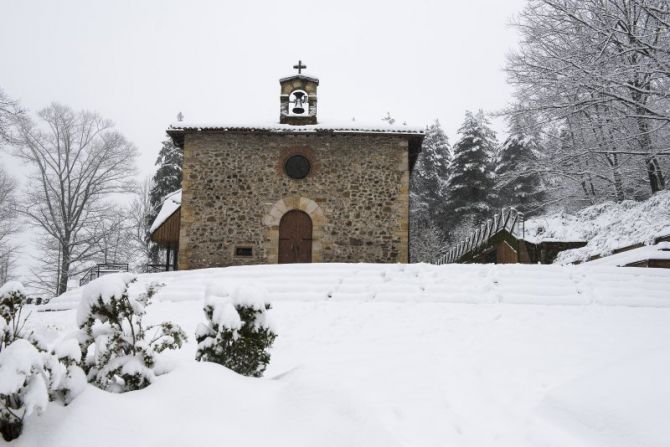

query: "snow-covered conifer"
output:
443 110 497 238
195 284 276 377
410 119 452 258
77 274 186 392
495 118 546 214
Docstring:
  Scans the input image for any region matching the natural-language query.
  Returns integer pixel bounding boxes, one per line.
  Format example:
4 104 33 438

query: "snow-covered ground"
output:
523 190 670 264
16 263 670 446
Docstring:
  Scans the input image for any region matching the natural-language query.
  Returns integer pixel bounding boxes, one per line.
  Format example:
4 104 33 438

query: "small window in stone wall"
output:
235 246 253 257
284 154 311 179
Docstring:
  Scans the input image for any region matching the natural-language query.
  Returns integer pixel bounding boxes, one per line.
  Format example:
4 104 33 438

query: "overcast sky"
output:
1 0 526 285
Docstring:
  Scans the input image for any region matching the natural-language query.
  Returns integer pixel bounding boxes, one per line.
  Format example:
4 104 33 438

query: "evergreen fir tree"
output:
410 120 451 259
443 111 497 238
148 138 183 223
495 117 546 214
411 120 451 222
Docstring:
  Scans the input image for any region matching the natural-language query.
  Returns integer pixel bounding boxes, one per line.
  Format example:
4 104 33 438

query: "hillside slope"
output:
521 190 670 263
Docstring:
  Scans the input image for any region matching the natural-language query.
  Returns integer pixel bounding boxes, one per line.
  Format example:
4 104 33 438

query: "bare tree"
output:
92 206 133 265
0 87 22 146
0 168 17 283
126 177 153 270
13 103 137 296
506 0 670 200
410 220 446 263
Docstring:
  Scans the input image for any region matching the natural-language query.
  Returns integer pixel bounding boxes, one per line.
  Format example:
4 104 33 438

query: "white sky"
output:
1 0 526 286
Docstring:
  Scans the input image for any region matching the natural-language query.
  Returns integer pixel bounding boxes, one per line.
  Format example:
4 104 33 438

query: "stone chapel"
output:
150 62 424 270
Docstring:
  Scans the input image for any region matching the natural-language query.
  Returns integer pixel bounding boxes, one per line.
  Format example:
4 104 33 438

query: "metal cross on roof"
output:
293 60 307 74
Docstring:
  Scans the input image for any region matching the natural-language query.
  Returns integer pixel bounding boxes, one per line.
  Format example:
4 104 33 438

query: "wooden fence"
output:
436 208 525 265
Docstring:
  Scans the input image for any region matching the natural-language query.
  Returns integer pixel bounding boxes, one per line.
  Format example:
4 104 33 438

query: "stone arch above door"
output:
263 196 326 263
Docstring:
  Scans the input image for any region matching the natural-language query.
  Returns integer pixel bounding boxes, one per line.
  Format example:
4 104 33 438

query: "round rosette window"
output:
284 154 311 179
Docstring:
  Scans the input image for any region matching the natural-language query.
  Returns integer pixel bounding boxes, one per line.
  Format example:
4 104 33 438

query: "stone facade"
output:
177 132 412 269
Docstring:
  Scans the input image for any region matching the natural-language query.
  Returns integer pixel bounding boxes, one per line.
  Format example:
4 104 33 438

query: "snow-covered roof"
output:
584 242 670 267
150 189 182 234
279 73 320 84
168 120 425 136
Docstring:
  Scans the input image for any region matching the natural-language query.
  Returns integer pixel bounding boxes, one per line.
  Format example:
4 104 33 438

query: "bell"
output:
291 91 306 115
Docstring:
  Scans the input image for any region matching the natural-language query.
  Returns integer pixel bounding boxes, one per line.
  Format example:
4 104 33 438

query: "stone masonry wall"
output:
178 132 409 269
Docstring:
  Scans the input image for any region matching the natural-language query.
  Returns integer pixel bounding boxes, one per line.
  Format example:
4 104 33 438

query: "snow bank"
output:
523 190 670 263
15 362 399 447
21 263 670 447
522 212 584 242
531 348 670 447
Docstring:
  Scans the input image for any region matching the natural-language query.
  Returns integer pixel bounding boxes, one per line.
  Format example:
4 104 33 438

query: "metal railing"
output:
79 263 130 286
436 208 525 265
144 264 177 274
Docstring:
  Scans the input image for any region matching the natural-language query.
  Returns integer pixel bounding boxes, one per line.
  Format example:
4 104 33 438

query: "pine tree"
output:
443 111 497 238
495 117 546 214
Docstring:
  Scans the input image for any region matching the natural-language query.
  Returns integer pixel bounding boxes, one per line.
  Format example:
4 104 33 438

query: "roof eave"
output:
279 74 320 84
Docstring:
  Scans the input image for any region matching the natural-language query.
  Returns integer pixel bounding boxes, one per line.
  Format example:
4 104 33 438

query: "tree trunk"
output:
637 111 666 193
645 156 666 193
57 244 70 296
612 165 625 202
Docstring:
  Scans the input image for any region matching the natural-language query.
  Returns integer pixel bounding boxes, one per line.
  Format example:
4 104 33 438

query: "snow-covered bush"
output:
195 284 276 377
0 339 48 441
77 274 186 393
32 335 87 405
0 281 86 441
0 281 28 349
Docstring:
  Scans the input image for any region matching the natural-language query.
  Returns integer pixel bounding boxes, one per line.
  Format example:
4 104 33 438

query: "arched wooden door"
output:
278 210 312 264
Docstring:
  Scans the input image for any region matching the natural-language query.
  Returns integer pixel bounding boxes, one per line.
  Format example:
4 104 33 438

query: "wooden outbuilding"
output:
457 229 586 265
149 190 181 271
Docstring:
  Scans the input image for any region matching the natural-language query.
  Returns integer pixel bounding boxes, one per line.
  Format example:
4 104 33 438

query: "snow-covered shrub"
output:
0 281 86 440
0 281 28 349
195 284 276 377
32 335 87 406
77 274 187 392
0 339 48 441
